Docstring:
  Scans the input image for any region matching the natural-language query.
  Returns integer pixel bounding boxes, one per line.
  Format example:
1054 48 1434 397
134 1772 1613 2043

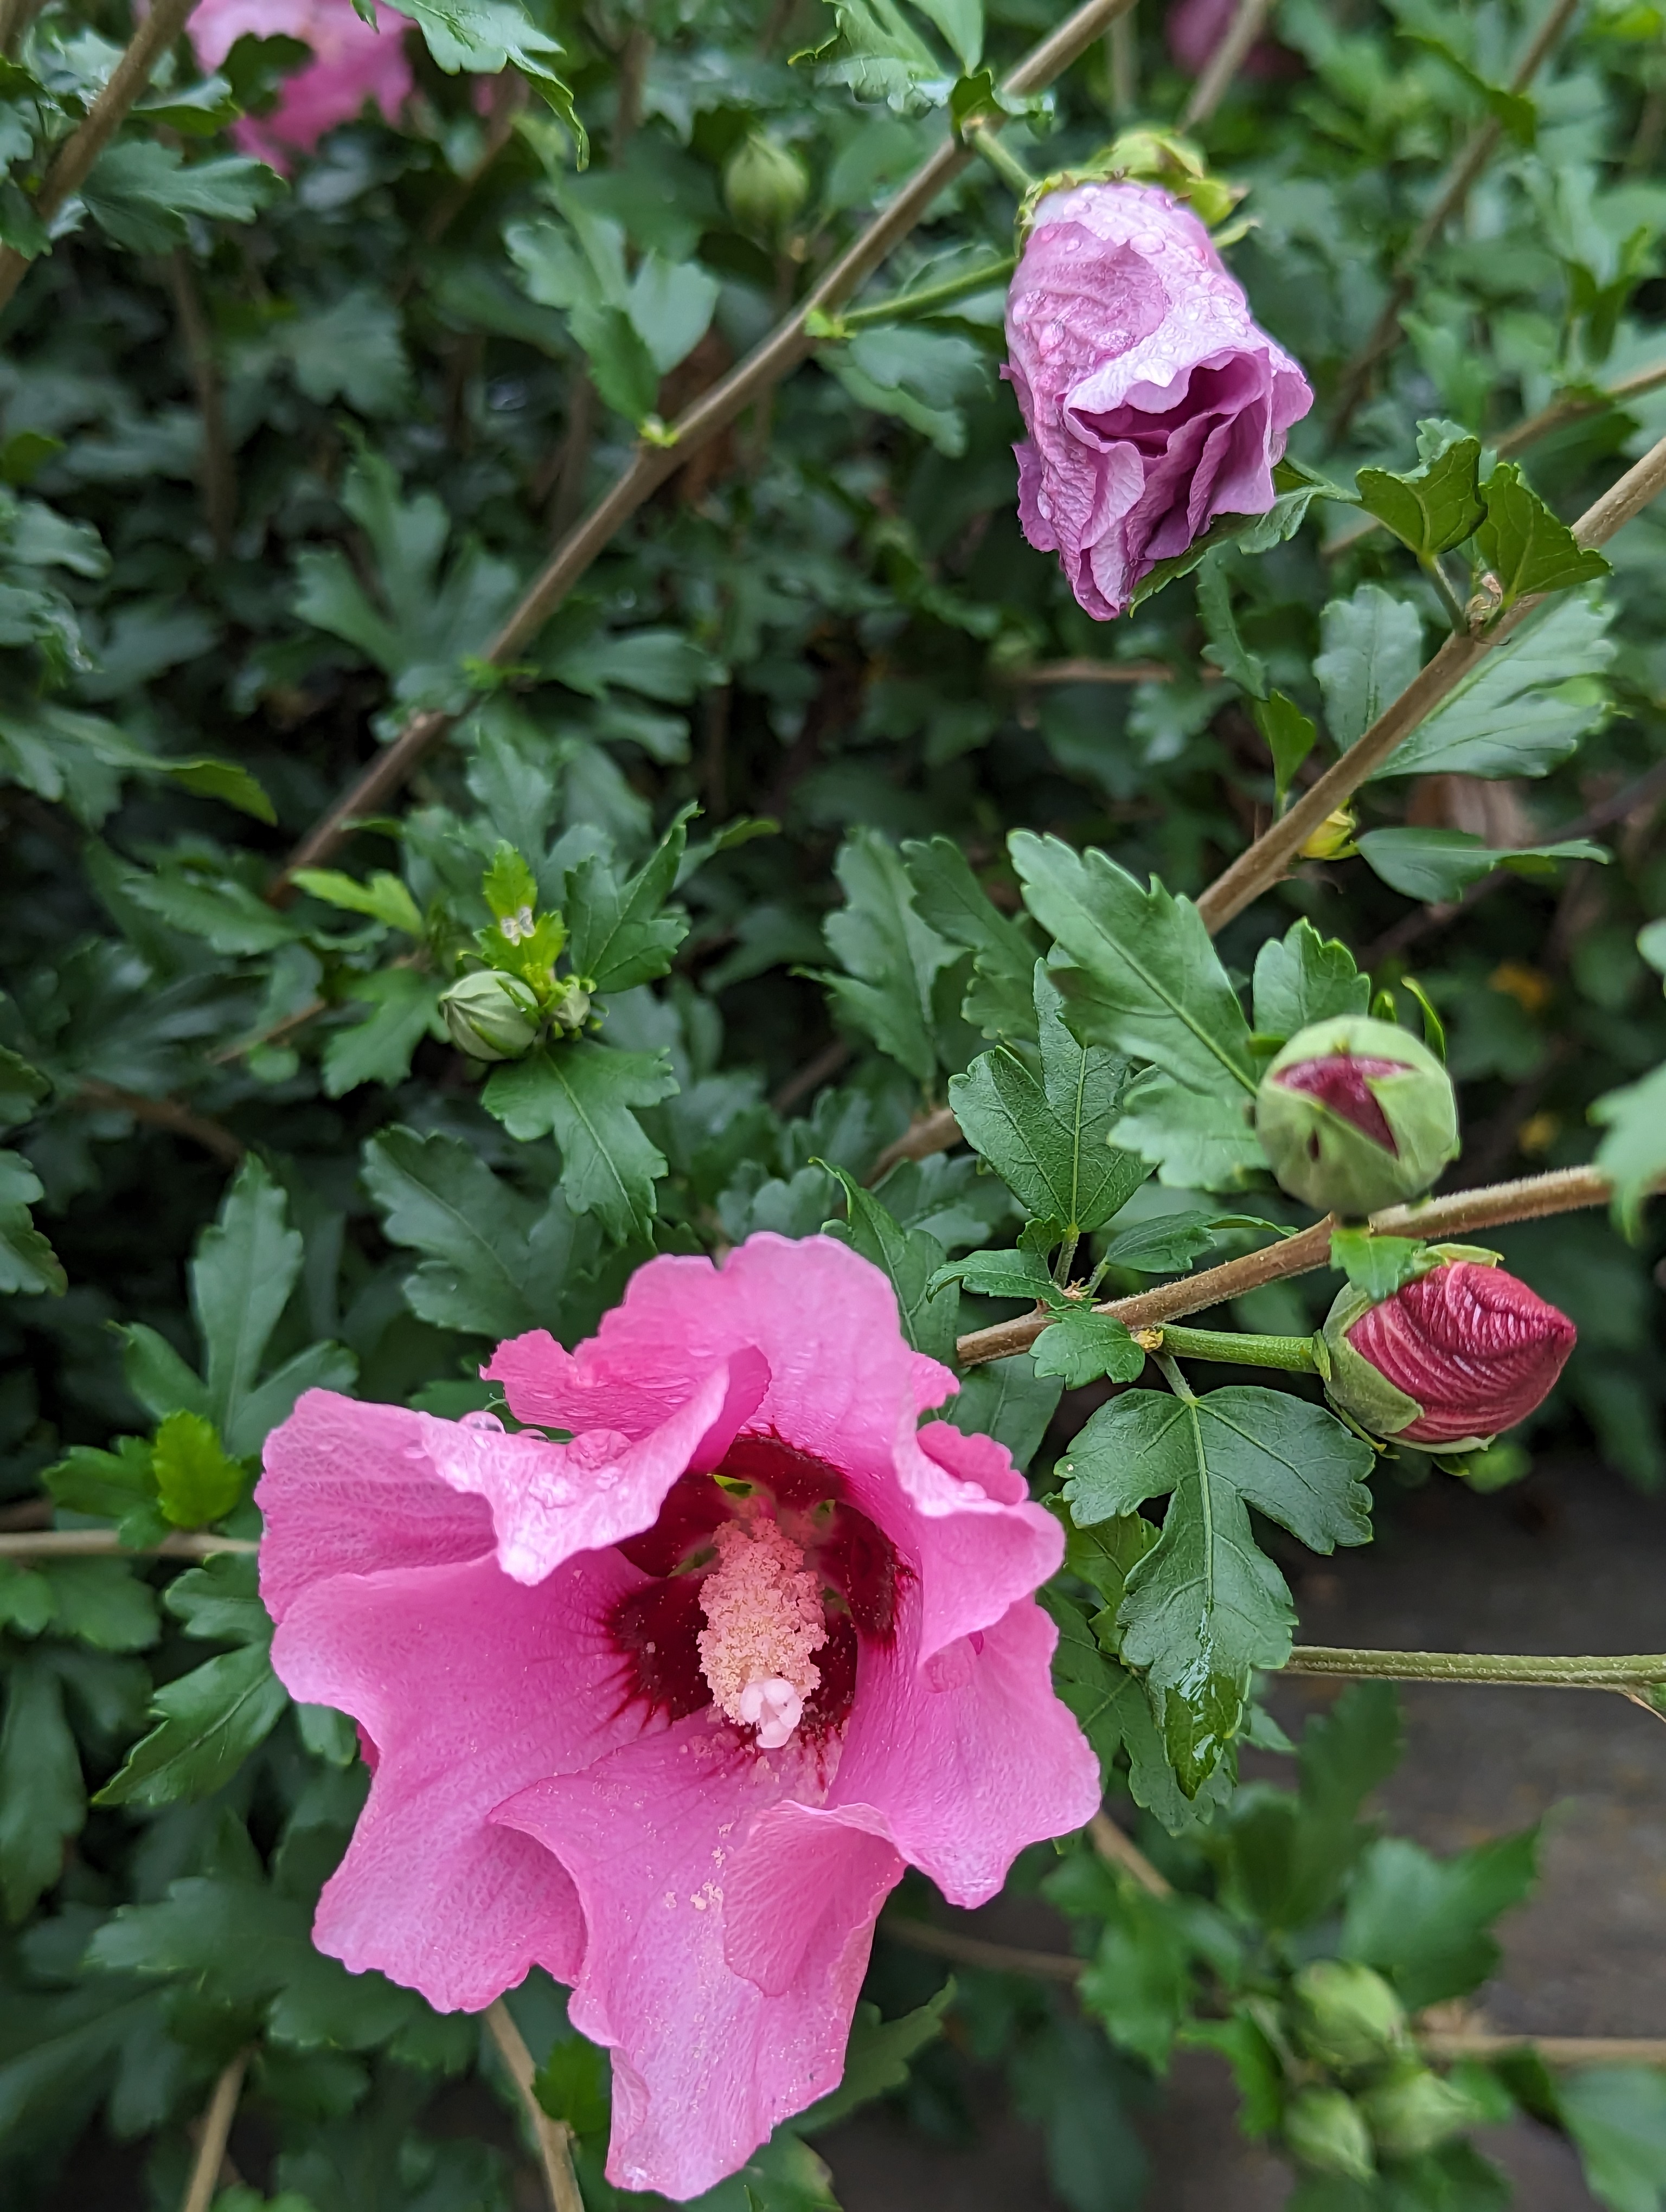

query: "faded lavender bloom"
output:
1004 181 1312 619
1323 1255 1577 1450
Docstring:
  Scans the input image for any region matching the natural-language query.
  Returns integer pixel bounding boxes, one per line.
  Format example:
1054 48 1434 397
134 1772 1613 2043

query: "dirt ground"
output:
825 1453 1666 2211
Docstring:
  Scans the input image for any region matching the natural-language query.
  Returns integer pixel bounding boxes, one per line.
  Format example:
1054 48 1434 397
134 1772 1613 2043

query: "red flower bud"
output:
1323 1257 1575 1450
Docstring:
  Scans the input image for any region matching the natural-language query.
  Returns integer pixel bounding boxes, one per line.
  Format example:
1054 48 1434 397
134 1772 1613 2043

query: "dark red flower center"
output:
1276 1052 1407 1152
608 1433 907 1744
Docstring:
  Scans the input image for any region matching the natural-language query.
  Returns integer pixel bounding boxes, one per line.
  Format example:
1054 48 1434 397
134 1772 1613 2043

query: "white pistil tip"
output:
697 1517 825 1749
737 1676 804 1751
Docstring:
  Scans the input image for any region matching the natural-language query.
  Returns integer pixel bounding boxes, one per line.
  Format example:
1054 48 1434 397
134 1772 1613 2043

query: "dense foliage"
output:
3 0 1665 2205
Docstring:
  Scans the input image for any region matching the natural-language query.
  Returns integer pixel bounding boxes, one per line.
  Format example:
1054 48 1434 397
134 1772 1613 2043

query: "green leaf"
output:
564 805 692 993
379 0 587 160
281 288 413 415
1252 921 1371 1038
822 1163 957 1366
946 1352 1062 1469
931 1245 1056 1303
79 142 275 253
0 1149 65 1295
1107 1072 1262 1191
483 1041 674 1244
322 968 445 1097
114 1323 211 1426
1356 432 1485 558
1374 591 1614 780
482 841 539 925
1197 557 1268 698
0 1660 82 1921
363 1127 592 1338
795 1987 954 2133
191 1158 301 1442
1556 2068 1666 2212
1033 1306 1148 1389
0 1046 48 1130
94 1642 287 1808
948 967 1146 1237
1100 1210 1222 1275
1329 1228 1428 1300
820 829 960 1086
902 835 1037 1039
534 2037 611 2137
124 869 300 955
1342 1830 1539 2007
1010 832 1255 1098
1591 1062 1666 1238
1356 827 1608 902
1477 461 1611 608
1060 1388 1374 1790
1315 586 1424 749
291 867 425 936
165 1553 271 1647
151 1410 246 1528
1222 1682 1402 1932
1252 692 1316 799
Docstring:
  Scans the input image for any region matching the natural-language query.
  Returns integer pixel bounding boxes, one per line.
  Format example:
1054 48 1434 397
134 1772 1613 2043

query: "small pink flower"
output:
1332 1260 1576 1446
189 0 414 172
258 1234 1099 2200
1004 181 1312 619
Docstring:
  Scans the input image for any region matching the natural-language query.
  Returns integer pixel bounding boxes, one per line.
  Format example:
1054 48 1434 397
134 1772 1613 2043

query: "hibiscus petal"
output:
271 1547 651 2012
895 1421 1065 1657
258 1391 494 1625
495 1717 883 2201
720 1799 903 1996
829 1593 1103 1907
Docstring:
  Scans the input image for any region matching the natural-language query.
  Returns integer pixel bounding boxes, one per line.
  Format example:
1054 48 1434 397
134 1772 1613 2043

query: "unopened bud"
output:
440 971 542 1062
1322 1249 1575 1452
1255 1014 1459 1217
723 133 810 239
1290 1960 1408 2073
1300 807 1357 860
548 978 593 1034
1360 2064 1484 2158
1284 2086 1375 2182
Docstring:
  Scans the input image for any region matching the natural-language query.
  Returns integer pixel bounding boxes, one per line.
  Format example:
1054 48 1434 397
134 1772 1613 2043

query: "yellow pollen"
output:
696 1517 825 1750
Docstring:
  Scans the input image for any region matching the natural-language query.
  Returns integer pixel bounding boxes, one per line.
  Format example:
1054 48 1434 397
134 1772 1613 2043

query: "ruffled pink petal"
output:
272 1547 652 2011
894 1421 1065 1659
828 1592 1102 1907
258 1391 494 1625
495 1718 892 2201
420 1351 767 1585
721 1799 903 1996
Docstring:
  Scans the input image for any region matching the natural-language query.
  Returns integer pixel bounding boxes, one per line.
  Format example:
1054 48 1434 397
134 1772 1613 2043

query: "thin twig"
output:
956 1162 1665 1366
73 1079 245 1166
1090 1809 1172 1896
272 0 1138 890
1328 0 1580 439
1010 657 1178 685
180 2050 248 2212
421 68 529 248
0 0 203 314
0 1530 259 1558
867 1105 962 1185
1180 0 1272 131
165 250 235 560
885 1917 1085 1982
484 1998 584 2212
1195 429 1666 933
1108 4 1138 116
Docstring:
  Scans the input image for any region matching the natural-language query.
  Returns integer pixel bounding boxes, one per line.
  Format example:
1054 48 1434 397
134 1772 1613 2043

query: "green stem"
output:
966 123 1039 198
1420 552 1469 632
1053 1227 1080 1290
1151 1323 1321 1374
1285 1645 1666 1690
841 254 1016 330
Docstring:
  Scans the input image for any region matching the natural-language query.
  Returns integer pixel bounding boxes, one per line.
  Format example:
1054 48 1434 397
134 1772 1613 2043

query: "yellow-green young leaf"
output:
151 1410 246 1528
291 867 424 936
481 840 540 925
1477 462 1611 608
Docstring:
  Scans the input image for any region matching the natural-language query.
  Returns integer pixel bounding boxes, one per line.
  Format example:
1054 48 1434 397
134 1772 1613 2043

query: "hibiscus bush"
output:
3 0 1666 2207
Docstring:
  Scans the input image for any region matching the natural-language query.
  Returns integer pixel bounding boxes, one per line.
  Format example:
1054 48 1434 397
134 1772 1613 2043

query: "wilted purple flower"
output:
1004 182 1312 619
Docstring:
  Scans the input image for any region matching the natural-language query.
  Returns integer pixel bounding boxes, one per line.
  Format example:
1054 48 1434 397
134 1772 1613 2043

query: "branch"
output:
484 1999 584 2212
956 1163 1663 1366
0 0 203 314
165 250 235 560
867 1104 962 1185
1179 0 1273 132
1328 0 1580 438
1090 1809 1172 1895
273 0 1138 889
1284 1645 1666 1692
180 2050 248 2212
0 1530 259 1559
73 1079 246 1166
884 1916 1085 1983
1194 429 1666 934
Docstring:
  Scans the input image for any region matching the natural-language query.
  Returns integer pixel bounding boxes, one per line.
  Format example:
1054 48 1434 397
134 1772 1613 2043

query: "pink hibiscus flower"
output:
189 0 414 171
258 1234 1100 2200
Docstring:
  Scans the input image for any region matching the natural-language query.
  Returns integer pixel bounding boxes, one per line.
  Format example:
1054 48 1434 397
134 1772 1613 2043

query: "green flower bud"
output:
1254 1014 1459 1217
1284 2085 1376 2182
440 970 542 1062
723 133 810 240
1290 1960 1409 2073
1359 2063 1485 2159
549 978 593 1034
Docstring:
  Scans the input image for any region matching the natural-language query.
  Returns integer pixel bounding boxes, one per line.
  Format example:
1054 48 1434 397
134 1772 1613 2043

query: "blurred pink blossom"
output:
259 1234 1100 2200
189 0 413 171
1004 180 1312 619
